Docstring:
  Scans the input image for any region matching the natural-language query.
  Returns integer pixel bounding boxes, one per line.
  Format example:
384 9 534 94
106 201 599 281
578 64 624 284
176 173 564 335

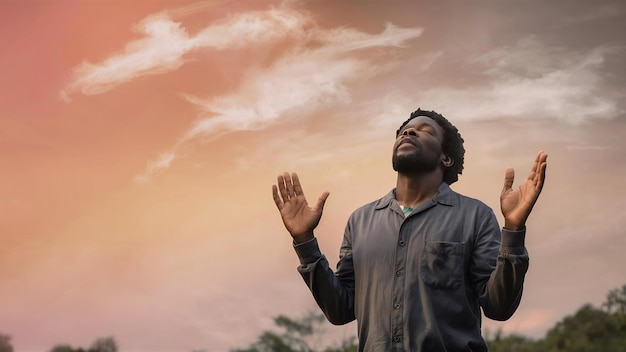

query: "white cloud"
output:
134 14 422 180
420 51 444 72
134 151 176 183
424 41 622 123
180 22 421 139
189 8 310 49
60 6 312 101
62 3 422 181
364 37 623 131
60 16 192 101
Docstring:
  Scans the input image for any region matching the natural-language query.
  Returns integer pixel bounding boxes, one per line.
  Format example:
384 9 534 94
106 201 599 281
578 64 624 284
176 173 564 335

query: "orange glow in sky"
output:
1 1 626 351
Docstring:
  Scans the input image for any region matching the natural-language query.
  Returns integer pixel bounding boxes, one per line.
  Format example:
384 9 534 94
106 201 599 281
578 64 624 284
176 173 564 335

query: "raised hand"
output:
500 151 548 231
272 172 330 243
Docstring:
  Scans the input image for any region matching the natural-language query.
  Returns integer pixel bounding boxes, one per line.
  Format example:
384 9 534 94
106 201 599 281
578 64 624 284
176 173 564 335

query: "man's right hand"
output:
272 172 330 244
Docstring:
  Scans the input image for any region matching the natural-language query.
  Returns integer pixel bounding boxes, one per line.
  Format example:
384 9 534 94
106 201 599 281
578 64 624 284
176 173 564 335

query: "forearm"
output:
294 237 356 325
481 228 529 321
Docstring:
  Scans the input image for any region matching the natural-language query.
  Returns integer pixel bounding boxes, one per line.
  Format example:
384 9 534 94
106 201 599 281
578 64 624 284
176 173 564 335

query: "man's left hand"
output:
500 150 548 231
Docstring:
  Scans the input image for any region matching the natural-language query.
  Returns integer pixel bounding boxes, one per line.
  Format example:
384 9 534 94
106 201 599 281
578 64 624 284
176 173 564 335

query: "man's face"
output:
392 116 446 174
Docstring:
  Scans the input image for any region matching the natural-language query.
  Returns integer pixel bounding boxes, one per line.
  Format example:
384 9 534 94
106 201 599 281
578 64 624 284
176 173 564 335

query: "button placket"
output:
391 221 410 351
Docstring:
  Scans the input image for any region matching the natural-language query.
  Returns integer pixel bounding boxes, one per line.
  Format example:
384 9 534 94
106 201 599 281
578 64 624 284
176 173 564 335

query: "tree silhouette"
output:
487 283 626 352
539 303 622 351
230 284 626 352
49 336 118 352
49 345 78 352
603 283 626 315
89 337 118 352
230 312 357 352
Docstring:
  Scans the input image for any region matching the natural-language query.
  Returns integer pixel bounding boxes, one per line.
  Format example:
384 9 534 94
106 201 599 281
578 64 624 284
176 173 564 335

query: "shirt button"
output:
398 240 405 246
393 336 402 342
396 270 404 277
394 303 401 309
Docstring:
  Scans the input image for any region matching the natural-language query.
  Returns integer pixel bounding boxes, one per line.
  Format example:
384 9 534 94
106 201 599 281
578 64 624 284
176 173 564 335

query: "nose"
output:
402 128 417 136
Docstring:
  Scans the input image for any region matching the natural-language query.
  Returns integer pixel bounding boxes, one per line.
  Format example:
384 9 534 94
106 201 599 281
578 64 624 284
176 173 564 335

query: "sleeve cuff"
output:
293 237 323 265
501 227 526 255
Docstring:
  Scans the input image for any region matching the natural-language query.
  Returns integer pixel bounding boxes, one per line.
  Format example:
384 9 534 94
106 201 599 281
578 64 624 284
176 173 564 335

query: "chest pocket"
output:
421 241 464 289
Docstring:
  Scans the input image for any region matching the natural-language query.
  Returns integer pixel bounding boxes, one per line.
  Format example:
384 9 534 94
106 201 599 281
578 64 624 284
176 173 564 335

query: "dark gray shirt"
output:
294 183 529 352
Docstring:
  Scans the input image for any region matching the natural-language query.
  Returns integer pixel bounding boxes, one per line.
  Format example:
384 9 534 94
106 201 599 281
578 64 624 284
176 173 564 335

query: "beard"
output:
392 151 439 174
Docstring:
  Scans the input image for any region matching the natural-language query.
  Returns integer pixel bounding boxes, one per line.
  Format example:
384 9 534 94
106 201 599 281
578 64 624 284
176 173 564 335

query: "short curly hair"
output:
395 108 465 185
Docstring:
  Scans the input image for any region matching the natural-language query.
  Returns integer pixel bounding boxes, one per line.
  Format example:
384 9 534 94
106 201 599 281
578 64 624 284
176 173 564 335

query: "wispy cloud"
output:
367 37 623 130
135 151 176 183
60 5 312 101
180 23 421 141
133 21 421 179
61 2 422 180
427 38 623 123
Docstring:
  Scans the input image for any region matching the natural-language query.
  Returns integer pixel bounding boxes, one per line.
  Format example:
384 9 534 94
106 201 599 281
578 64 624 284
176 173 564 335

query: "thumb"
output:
502 167 514 194
314 192 330 213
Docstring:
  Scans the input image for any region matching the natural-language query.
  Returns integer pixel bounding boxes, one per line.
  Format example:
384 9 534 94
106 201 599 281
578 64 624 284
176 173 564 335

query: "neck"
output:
395 171 443 209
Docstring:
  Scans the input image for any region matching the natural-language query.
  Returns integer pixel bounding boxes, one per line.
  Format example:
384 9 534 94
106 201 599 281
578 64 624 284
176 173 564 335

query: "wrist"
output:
292 231 314 244
504 220 524 231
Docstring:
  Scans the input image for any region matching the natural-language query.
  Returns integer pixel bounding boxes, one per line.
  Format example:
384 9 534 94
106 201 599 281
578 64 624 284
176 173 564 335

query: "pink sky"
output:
1 1 626 351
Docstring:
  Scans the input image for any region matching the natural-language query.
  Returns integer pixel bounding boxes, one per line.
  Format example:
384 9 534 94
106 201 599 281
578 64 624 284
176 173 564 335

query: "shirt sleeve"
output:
473 211 530 321
293 229 356 325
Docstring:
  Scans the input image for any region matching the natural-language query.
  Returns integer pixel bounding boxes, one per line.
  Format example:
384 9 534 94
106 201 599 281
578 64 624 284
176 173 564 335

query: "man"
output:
272 108 548 351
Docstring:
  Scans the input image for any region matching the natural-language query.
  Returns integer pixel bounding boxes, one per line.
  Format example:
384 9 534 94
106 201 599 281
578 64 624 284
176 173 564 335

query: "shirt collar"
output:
374 182 456 210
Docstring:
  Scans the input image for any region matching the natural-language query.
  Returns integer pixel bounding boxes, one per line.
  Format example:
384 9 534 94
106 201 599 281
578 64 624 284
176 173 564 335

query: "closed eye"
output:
418 126 435 135
398 123 438 137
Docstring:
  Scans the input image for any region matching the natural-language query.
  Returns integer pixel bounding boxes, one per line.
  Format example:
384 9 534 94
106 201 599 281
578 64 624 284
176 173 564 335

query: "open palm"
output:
272 172 330 243
500 151 548 230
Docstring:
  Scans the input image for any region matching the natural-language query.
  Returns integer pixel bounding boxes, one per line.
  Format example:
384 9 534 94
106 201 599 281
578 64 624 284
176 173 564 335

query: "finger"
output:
277 173 289 201
314 191 331 213
527 150 544 180
536 151 547 177
285 172 296 198
272 184 284 210
292 172 304 196
531 151 548 183
502 167 514 194
535 157 548 191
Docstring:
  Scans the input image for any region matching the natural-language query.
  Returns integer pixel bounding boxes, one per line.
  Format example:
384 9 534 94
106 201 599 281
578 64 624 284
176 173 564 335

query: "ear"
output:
442 155 454 167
